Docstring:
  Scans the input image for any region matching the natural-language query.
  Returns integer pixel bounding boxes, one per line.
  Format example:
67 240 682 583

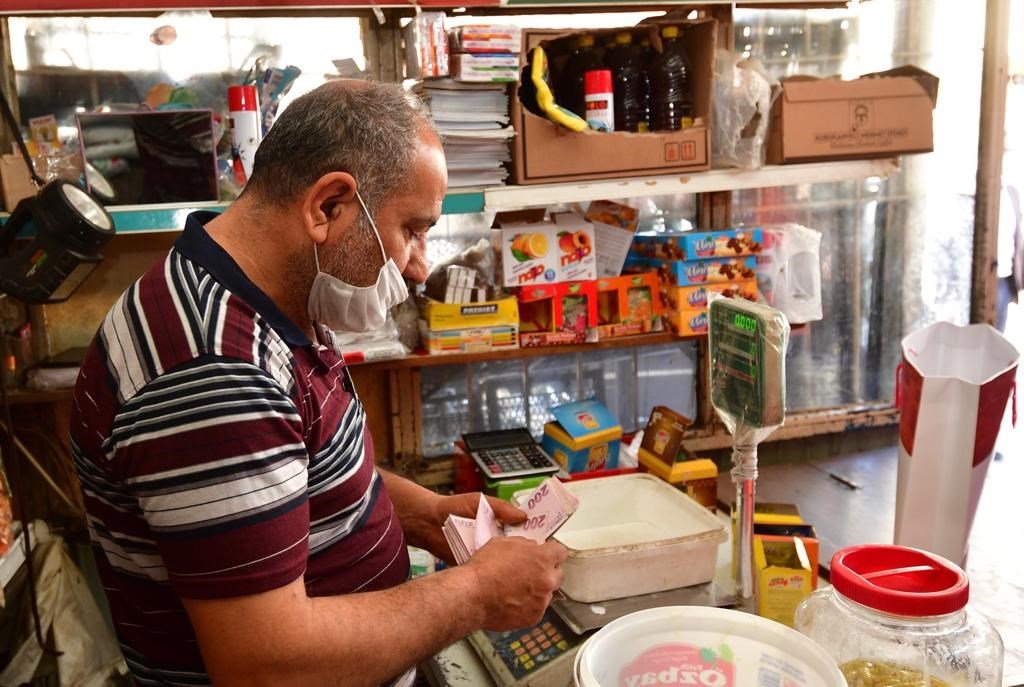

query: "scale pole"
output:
731 443 758 600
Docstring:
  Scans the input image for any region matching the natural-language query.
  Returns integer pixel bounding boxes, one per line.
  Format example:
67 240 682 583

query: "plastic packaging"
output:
712 50 778 169
404 11 449 79
583 69 614 132
529 46 588 132
796 545 1004 687
649 25 693 131
558 34 604 118
761 224 823 324
708 296 789 600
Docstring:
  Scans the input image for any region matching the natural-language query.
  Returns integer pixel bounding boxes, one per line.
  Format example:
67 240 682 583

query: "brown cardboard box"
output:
0 154 36 211
512 19 716 184
766 66 939 164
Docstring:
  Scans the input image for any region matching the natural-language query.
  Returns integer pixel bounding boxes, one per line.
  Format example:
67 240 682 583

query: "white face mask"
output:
307 191 409 333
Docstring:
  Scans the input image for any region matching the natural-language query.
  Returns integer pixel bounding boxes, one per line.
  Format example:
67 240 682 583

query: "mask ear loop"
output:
354 190 388 265
312 242 322 273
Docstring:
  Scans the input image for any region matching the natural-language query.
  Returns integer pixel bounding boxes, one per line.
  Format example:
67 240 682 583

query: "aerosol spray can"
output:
228 85 261 182
583 69 614 132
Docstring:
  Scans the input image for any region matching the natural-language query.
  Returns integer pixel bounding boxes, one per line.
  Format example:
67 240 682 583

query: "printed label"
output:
619 643 735 687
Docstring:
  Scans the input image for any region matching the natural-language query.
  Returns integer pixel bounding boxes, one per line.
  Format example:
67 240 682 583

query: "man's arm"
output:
183 535 566 687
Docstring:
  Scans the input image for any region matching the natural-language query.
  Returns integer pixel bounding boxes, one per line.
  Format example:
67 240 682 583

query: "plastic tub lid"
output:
830 544 969 617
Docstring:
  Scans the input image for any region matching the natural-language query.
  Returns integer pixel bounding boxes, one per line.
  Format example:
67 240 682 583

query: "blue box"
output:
647 256 758 287
541 399 623 474
632 228 764 261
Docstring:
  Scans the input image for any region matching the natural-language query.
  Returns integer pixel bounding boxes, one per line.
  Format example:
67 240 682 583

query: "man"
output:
70 80 566 686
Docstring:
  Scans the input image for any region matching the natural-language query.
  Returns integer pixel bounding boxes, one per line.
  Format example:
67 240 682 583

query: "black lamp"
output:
0 90 115 304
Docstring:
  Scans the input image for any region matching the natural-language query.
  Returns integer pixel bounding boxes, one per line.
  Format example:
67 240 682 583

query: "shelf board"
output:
0 159 898 235
483 158 899 210
350 330 695 370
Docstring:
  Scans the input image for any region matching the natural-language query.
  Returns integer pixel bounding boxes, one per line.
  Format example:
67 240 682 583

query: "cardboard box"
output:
631 228 765 261
638 405 693 466
449 25 522 54
0 154 36 212
755 537 815 628
493 210 596 287
517 280 598 347
659 279 759 311
766 66 939 164
541 399 622 473
732 501 820 588
422 325 519 355
639 454 718 511
596 272 663 339
512 19 716 185
648 256 758 287
423 295 519 331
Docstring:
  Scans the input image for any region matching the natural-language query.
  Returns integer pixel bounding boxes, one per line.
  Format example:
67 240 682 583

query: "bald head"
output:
244 79 438 217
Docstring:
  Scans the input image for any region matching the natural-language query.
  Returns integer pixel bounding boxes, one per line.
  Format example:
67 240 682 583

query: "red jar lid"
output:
831 545 969 617
584 69 613 94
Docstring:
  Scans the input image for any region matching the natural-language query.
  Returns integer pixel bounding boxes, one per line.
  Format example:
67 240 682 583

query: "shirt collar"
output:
174 211 312 347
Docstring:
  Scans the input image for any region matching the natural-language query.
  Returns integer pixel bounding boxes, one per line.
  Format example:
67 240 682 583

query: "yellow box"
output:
640 454 718 511
423 296 519 331
755 536 814 628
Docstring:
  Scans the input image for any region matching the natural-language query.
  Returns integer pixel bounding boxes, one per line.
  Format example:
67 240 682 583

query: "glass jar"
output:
795 544 1003 687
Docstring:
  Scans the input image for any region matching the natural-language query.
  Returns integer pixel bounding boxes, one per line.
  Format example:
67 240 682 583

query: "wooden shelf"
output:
351 330 694 370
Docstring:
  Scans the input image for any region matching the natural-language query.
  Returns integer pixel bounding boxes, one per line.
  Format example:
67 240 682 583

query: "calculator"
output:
462 428 562 479
467 608 583 686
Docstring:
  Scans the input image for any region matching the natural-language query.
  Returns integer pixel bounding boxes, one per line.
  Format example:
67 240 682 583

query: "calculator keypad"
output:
474 445 558 478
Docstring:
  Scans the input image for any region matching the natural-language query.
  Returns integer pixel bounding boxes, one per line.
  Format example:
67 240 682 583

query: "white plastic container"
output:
574 606 846 687
554 474 726 602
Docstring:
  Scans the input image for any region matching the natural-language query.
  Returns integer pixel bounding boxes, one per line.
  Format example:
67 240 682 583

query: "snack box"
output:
541 398 622 474
493 210 597 287
659 279 759 311
755 536 815 628
665 308 710 336
423 295 519 330
517 280 598 347
632 228 764 261
596 272 664 339
648 256 758 287
421 325 519 355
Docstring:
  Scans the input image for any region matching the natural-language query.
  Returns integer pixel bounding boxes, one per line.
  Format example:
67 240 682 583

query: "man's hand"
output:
466 537 567 630
378 471 526 563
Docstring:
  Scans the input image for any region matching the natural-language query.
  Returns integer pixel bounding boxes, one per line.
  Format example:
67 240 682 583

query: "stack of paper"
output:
418 79 514 189
442 478 580 565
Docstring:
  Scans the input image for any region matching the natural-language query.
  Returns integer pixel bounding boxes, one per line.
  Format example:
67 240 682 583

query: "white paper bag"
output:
895 322 1018 566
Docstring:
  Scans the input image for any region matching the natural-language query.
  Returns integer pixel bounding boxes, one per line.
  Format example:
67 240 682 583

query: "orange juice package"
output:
492 210 596 287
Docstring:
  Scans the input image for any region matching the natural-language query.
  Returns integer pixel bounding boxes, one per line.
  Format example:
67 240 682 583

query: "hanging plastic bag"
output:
712 50 778 169
761 224 823 324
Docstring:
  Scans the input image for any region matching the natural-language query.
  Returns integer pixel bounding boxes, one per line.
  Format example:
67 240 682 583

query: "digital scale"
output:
462 428 562 480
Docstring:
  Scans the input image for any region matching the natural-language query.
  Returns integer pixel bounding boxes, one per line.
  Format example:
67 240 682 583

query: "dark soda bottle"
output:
558 34 604 119
637 36 654 132
649 25 693 131
604 31 643 132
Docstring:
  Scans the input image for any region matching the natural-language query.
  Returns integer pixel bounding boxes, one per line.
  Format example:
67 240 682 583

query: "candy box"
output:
648 256 758 287
632 228 764 261
517 280 598 347
596 272 663 339
541 399 622 474
659 279 759 311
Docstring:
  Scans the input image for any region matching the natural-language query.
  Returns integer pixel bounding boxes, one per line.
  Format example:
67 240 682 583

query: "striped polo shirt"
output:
70 212 410 685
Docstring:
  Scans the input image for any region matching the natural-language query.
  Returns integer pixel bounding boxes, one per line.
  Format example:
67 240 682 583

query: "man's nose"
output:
403 250 430 285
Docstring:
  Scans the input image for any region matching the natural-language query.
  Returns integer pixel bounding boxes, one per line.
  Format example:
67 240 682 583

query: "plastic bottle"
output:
604 31 643 132
558 34 604 118
649 25 693 131
583 69 614 132
637 36 654 132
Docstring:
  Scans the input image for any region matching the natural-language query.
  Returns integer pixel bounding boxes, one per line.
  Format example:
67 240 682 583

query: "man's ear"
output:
300 172 360 244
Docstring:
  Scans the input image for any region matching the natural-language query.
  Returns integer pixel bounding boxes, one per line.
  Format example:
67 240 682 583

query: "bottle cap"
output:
584 69 613 94
830 545 969 617
661 25 679 39
578 34 595 48
616 31 633 44
228 85 259 112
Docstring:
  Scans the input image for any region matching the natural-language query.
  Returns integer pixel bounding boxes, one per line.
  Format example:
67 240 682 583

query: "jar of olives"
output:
795 545 1003 686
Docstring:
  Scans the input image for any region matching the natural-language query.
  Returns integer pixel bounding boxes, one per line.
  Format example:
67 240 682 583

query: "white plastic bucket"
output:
573 606 845 687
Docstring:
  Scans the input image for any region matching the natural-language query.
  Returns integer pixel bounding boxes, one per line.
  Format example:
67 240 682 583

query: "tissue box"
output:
596 272 663 339
517 280 598 347
755 537 815 628
542 399 622 474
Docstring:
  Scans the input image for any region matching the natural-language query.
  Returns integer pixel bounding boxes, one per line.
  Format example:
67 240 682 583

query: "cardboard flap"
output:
551 399 621 439
492 208 547 228
782 66 939 108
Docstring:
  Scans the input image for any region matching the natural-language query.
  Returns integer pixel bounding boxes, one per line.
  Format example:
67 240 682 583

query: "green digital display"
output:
733 313 758 332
